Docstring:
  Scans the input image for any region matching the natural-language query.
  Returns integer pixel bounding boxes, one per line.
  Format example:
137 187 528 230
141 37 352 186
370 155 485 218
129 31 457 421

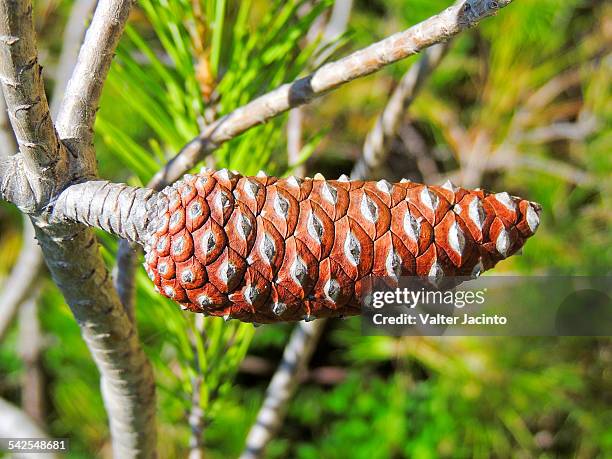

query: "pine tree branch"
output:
55 0 132 175
152 0 512 189
241 320 326 459
0 0 96 343
31 217 158 458
351 42 449 180
50 0 98 117
0 0 69 211
113 239 140 320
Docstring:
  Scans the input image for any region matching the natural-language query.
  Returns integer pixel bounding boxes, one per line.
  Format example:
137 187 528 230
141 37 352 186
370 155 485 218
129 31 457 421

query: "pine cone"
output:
141 169 541 323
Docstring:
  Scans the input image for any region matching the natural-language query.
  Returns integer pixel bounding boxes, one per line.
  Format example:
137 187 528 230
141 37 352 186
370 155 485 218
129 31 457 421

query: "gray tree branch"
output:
0 0 97 343
50 0 98 117
151 0 513 189
0 0 69 211
55 0 132 176
18 288 45 424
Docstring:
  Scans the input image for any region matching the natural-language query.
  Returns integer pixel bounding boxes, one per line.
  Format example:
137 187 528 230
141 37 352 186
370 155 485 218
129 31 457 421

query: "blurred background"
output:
0 0 610 457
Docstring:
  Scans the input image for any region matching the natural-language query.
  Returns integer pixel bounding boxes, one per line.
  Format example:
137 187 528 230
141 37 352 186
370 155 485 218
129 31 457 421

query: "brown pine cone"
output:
141 169 541 323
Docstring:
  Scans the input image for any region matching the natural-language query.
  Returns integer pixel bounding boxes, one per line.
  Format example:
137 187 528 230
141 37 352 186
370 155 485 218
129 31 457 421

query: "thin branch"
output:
286 108 304 176
240 320 326 459
0 0 69 211
0 397 57 459
0 0 96 342
312 0 354 68
351 42 449 180
113 239 140 320
55 0 132 176
516 114 598 144
0 217 42 341
151 0 513 189
399 122 440 182
50 0 98 117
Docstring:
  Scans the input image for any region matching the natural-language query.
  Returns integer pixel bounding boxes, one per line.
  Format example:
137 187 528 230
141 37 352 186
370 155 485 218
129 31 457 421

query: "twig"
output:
50 0 98 117
0 0 95 342
399 122 440 182
286 108 304 177
351 42 449 180
517 114 598 144
113 239 140 319
0 217 42 341
0 0 69 211
311 0 354 68
240 320 326 459
18 288 45 424
151 0 513 189
0 397 57 459
55 0 132 176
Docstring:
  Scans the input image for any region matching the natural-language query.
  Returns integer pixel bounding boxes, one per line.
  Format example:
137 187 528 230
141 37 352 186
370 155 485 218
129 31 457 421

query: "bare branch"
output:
50 0 98 117
152 0 513 189
312 0 354 68
241 320 326 459
0 0 68 210
517 115 598 144
0 217 42 341
351 42 449 180
55 0 132 175
0 0 95 342
31 218 158 458
113 239 140 319
286 108 305 176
